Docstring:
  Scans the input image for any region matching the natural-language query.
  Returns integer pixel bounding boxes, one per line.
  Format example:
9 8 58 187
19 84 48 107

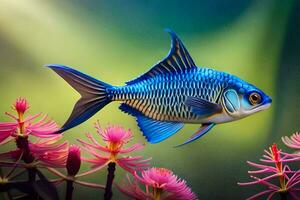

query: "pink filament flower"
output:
29 136 69 167
66 145 81 176
78 122 151 173
0 98 69 171
282 132 300 150
117 167 198 200
0 98 59 143
238 143 300 200
0 135 68 167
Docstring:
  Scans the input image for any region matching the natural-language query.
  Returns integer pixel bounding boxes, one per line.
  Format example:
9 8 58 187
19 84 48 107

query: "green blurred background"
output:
0 0 299 199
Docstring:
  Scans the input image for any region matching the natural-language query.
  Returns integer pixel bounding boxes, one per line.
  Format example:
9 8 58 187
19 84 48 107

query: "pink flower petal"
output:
245 189 274 200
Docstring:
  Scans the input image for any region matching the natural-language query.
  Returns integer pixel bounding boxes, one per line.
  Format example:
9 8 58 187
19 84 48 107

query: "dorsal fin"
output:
126 29 197 85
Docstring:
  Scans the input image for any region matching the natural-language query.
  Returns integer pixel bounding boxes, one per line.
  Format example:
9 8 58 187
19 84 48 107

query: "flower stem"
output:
104 162 116 200
16 137 34 164
27 168 38 200
28 168 36 182
280 192 287 200
66 180 74 200
153 188 162 200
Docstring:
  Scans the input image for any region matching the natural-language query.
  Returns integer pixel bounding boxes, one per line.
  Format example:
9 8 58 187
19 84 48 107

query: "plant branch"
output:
104 162 116 200
66 180 74 200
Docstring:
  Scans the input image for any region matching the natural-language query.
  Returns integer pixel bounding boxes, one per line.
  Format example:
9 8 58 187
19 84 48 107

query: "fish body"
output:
47 30 272 146
112 68 245 124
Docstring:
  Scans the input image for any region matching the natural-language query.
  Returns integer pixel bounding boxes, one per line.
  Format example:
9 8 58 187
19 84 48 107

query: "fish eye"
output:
249 92 262 105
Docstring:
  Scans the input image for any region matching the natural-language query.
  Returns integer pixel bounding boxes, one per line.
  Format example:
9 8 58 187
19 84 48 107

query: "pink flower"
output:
0 98 59 143
66 145 81 176
78 122 151 173
282 132 300 150
29 135 69 167
0 135 68 167
238 143 300 200
116 167 198 200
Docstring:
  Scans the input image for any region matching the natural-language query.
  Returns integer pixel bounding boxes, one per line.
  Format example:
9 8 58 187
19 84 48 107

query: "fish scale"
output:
111 68 226 123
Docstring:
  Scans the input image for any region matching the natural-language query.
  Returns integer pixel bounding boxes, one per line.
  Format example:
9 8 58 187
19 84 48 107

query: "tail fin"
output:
46 64 112 133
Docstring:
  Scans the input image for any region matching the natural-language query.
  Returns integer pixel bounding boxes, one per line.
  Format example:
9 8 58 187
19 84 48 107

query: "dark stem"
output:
28 168 36 182
17 137 37 199
66 180 74 200
104 162 116 200
280 192 288 200
16 137 34 164
28 168 38 200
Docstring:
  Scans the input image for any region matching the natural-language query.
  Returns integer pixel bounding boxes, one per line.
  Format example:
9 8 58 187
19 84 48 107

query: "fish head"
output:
221 79 272 120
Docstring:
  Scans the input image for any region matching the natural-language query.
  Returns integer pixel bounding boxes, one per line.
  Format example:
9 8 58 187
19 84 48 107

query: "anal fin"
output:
119 103 184 144
137 116 184 144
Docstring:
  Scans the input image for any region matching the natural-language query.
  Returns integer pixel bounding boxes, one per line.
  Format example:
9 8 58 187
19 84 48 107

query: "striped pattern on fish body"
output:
47 29 272 146
110 68 228 123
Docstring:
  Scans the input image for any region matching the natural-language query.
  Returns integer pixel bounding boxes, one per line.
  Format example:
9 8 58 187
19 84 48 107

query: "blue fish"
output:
47 29 272 146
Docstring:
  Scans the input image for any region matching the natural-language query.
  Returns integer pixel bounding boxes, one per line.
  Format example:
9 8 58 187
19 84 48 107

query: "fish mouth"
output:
249 101 272 114
259 102 271 111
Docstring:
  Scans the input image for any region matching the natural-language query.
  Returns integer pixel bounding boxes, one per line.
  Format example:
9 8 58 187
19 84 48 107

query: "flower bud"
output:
13 97 29 114
66 145 81 176
271 143 280 162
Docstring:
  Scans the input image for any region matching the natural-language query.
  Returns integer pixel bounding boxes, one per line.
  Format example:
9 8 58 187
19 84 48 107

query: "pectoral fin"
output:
185 96 222 117
175 123 215 147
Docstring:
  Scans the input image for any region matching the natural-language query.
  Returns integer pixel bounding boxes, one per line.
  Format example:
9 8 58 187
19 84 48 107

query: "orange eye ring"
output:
249 92 262 105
